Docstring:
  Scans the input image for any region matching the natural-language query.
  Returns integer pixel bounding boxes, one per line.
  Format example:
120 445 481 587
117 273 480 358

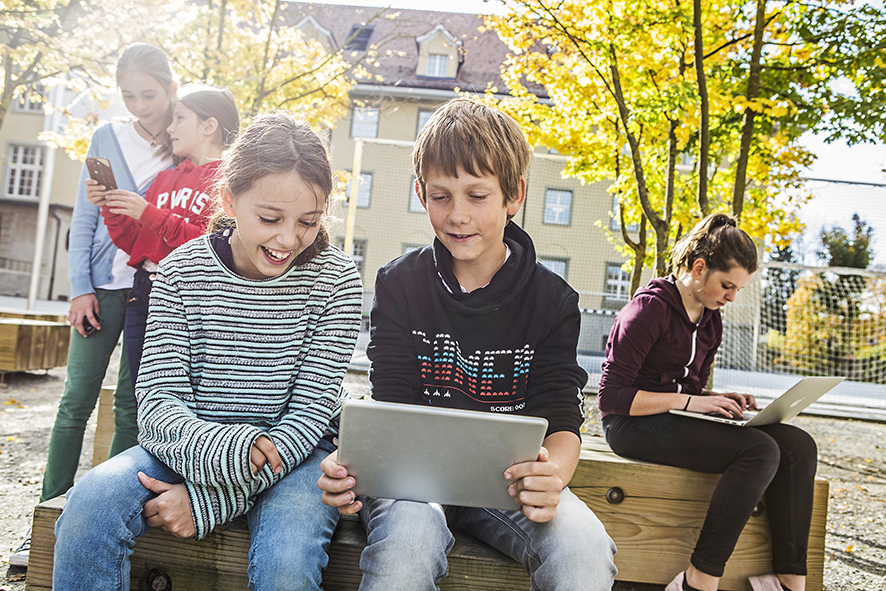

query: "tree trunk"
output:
693 0 711 217
732 0 767 222
608 45 670 276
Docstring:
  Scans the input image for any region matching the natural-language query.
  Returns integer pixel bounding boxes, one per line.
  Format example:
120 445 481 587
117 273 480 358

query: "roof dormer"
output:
415 25 462 79
293 16 336 53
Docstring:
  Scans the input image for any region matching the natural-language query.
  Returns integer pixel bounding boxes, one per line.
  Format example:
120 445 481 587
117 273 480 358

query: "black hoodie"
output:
366 222 588 437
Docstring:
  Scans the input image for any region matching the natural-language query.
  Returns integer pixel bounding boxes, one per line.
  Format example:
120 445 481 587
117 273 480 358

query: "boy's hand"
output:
104 190 148 220
317 450 362 515
504 446 563 523
138 472 196 538
250 434 282 475
84 179 109 206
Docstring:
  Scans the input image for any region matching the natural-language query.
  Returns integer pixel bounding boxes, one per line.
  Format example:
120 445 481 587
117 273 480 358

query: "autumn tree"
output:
486 0 886 288
781 215 881 381
0 0 177 135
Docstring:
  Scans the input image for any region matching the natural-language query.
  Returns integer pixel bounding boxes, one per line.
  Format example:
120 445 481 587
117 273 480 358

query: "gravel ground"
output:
2 351 885 590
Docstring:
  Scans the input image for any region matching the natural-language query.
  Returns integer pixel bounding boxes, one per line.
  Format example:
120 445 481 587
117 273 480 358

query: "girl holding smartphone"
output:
11 42 176 568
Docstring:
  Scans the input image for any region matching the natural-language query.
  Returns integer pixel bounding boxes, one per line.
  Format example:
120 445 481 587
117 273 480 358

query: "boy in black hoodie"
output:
319 98 617 590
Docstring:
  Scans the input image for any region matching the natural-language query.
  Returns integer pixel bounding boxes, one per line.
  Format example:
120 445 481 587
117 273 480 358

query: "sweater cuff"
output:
140 203 166 230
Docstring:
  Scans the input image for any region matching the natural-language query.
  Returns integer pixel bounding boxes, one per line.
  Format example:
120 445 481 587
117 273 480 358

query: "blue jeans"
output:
603 413 817 577
54 441 340 591
124 268 152 390
357 488 617 591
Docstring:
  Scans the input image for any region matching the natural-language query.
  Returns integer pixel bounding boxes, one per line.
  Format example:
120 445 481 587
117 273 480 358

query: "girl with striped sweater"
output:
53 112 363 591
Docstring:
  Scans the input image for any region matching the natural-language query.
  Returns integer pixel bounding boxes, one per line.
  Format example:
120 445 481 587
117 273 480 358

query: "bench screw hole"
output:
140 568 172 591
752 501 765 517
606 486 625 504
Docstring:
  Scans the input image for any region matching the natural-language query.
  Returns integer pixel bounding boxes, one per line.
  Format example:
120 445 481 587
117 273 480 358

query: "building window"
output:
336 237 367 278
5 145 44 199
543 189 572 226
417 110 434 136
346 171 372 208
351 107 379 138
345 24 375 51
610 195 639 232
408 178 424 212
539 257 568 280
426 54 449 77
604 262 631 302
16 88 45 113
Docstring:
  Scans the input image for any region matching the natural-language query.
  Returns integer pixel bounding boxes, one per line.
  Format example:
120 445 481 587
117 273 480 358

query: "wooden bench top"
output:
25 414 828 591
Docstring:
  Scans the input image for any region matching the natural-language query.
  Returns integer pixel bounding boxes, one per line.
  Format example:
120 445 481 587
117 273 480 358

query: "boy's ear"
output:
506 176 527 218
221 191 236 217
416 179 428 212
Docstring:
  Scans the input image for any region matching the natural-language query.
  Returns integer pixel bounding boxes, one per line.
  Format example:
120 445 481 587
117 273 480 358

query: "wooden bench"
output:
25 395 829 591
0 316 70 375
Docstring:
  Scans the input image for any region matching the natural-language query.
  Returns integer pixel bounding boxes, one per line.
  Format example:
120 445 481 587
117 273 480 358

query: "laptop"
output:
668 376 844 426
337 398 548 510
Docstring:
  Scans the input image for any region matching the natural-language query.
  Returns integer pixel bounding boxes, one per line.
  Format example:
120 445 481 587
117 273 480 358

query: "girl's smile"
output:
222 171 324 280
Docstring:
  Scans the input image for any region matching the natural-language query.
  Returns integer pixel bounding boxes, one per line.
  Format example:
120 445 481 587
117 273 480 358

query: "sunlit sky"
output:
314 0 886 266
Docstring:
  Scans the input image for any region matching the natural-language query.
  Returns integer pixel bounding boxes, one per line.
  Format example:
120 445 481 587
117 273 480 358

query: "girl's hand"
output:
720 391 758 412
85 179 109 206
504 446 562 523
250 434 282 475
138 472 196 538
104 190 148 220
67 293 101 338
686 394 746 418
318 450 362 515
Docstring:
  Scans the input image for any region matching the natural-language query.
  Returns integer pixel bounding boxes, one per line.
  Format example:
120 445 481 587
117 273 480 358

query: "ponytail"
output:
671 213 757 274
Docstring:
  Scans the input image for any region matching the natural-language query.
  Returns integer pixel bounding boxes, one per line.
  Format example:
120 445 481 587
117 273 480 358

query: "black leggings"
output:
602 413 817 577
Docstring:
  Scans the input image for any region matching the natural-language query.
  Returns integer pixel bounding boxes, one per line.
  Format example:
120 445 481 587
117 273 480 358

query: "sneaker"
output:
9 531 30 568
665 571 685 591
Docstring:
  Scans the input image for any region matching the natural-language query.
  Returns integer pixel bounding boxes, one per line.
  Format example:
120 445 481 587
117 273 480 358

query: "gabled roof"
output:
280 2 545 97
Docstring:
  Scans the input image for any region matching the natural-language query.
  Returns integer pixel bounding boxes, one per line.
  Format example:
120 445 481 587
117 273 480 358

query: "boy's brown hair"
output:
413 98 531 207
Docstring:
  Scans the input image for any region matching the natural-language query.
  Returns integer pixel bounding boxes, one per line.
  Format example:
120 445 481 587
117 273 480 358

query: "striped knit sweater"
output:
135 235 362 539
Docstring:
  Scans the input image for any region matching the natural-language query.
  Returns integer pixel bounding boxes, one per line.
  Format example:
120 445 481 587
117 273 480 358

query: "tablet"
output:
337 398 549 510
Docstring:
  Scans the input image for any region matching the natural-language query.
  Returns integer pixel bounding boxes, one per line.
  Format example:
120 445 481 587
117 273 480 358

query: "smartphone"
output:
82 314 102 337
85 157 118 190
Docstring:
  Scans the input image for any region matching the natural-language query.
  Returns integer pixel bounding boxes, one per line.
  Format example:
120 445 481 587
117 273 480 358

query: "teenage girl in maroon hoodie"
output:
599 213 816 591
86 86 240 387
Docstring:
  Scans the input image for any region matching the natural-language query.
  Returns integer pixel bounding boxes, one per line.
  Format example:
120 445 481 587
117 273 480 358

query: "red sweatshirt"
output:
102 159 221 267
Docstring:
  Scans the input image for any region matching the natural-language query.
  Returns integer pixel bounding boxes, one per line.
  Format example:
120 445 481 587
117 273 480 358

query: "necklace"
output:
136 120 161 147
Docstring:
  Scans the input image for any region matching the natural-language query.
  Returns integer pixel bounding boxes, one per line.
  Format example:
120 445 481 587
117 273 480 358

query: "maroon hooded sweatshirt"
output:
598 275 723 419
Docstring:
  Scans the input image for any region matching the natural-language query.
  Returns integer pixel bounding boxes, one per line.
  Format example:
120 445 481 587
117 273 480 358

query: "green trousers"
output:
40 288 139 502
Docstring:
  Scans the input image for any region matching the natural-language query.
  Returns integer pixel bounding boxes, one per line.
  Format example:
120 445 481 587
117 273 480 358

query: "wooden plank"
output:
0 322 21 370
13 322 31 371
0 308 67 323
27 503 530 591
0 318 69 372
91 388 116 467
28 325 49 371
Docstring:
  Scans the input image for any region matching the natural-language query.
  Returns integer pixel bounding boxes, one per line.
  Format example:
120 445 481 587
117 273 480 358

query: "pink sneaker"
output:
748 574 785 591
665 571 686 591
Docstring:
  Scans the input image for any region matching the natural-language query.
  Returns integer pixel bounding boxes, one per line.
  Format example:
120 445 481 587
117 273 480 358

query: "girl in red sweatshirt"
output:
86 86 240 386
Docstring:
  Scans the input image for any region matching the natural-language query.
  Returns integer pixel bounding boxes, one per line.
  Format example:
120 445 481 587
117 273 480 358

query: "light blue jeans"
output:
358 488 617 591
53 440 339 591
